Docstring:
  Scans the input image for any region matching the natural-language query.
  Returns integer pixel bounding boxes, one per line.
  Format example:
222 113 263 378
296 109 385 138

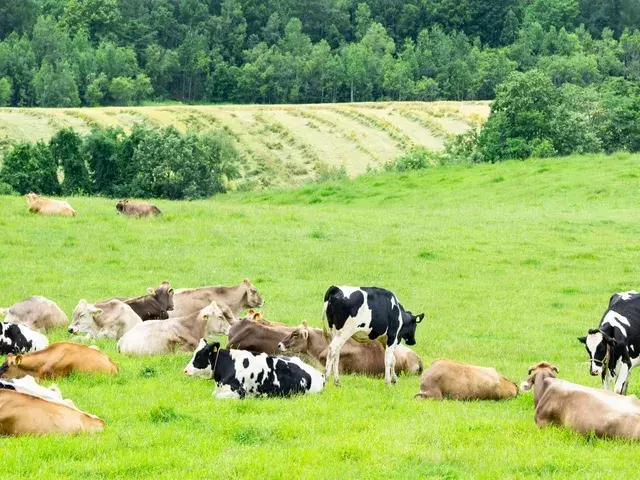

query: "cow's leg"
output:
615 363 631 395
213 384 241 399
604 371 615 391
326 327 356 386
384 343 398 385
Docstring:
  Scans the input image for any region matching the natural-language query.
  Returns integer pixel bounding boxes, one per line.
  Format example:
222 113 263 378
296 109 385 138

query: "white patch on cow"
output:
586 332 604 375
602 310 630 336
618 291 638 300
184 339 212 378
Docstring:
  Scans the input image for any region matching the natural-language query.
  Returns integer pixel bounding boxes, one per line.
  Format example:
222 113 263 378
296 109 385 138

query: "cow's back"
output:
44 342 118 376
3 296 67 332
419 359 506 400
227 319 295 354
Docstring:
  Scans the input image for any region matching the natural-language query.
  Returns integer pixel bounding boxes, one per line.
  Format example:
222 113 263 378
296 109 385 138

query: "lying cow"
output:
579 290 640 394
0 390 104 436
116 199 162 217
183 339 325 398
227 318 297 354
170 279 263 318
242 310 286 327
323 286 424 385
117 302 231 356
117 281 174 321
0 296 68 332
69 299 142 339
0 322 49 354
26 192 76 216
414 359 518 400
0 342 119 379
522 361 640 439
278 322 422 376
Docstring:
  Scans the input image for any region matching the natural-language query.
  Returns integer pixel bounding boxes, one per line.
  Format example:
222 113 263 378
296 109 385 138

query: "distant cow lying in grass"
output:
117 301 232 355
69 299 142 340
522 361 640 439
0 296 68 332
169 279 263 318
278 322 422 376
184 340 325 398
114 281 175 321
26 192 76 216
116 199 162 217
414 359 518 400
0 389 104 436
0 342 119 379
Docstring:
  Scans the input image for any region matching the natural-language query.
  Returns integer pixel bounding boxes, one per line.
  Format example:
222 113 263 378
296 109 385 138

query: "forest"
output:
0 0 639 106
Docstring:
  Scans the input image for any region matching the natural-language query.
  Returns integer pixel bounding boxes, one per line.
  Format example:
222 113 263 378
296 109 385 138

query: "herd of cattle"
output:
2 277 640 440
25 193 162 217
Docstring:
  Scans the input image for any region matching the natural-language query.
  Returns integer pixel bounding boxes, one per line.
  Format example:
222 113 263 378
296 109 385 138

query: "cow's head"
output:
69 299 103 335
25 192 38 205
148 281 174 312
278 322 310 352
242 279 264 308
398 310 424 346
578 329 616 376
202 301 232 336
0 354 28 379
115 200 128 212
183 339 220 377
520 361 559 392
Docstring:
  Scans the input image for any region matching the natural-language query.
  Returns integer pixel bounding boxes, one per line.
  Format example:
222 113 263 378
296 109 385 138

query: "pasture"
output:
0 102 488 185
1 152 639 478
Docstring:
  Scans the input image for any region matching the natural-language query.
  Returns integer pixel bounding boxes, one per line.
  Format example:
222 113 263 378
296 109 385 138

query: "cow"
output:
117 301 232 356
227 318 297 355
69 299 142 340
0 390 104 436
242 310 287 327
118 281 174 321
413 359 518 400
0 322 49 354
322 286 424 385
183 339 325 398
0 342 119 379
521 361 640 439
169 279 263 318
116 199 162 217
578 290 640 394
26 192 76 217
278 322 423 376
0 296 68 332
0 376 72 407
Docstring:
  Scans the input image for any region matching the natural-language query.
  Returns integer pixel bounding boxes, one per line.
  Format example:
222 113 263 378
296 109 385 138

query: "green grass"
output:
2 152 640 478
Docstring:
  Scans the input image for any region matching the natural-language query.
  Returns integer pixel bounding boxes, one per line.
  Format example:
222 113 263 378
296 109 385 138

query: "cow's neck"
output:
218 285 247 312
178 312 205 336
533 371 555 407
307 329 329 357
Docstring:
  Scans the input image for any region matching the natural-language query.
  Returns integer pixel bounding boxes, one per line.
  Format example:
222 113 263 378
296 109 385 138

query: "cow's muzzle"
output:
277 342 286 351
68 327 76 334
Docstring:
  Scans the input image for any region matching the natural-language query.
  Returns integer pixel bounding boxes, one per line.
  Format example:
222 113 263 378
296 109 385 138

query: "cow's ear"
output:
247 309 255 315
552 365 559 373
243 278 250 285
168 288 174 294
147 287 156 295
416 313 425 323
301 329 309 339
301 320 308 327
577 336 587 344
15 355 22 365
212 342 221 352
6 353 15 365
255 312 263 320
91 308 104 317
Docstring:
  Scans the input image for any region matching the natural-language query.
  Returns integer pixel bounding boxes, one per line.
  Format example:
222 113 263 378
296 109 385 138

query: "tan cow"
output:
69 299 142 340
26 193 76 216
522 361 640 439
278 322 423 376
0 342 119 379
0 390 104 436
227 318 297 354
0 296 68 332
117 301 232 355
116 199 162 217
169 279 263 318
414 359 518 400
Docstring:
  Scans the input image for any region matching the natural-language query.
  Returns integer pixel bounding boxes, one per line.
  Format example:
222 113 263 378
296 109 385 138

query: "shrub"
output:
84 127 125 196
50 128 91 195
530 138 557 158
0 141 60 194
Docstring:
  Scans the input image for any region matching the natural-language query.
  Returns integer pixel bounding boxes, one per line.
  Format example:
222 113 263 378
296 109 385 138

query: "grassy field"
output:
1 152 640 478
0 102 488 187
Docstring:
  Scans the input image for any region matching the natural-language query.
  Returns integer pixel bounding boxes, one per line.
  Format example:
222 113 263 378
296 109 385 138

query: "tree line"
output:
0 0 639 107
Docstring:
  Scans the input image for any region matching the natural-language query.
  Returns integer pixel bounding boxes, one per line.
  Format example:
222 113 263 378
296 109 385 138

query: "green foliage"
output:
0 141 60 194
49 128 90 194
33 61 80 107
387 147 432 171
84 126 123 196
0 77 12 106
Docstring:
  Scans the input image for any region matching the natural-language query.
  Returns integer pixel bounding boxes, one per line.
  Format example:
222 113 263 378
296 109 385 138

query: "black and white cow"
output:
0 322 49 355
579 290 640 394
323 286 424 386
183 339 325 399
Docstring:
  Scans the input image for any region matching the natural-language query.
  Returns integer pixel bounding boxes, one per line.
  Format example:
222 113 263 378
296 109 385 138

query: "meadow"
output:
1 152 639 479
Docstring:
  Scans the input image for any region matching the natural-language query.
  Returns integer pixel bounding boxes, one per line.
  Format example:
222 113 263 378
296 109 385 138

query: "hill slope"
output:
0 102 489 186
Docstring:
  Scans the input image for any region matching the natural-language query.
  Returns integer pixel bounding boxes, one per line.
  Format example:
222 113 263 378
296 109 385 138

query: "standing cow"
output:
323 286 424 386
579 290 640 394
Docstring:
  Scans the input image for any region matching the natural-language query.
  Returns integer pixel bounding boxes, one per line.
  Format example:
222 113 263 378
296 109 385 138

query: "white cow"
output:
69 299 142 340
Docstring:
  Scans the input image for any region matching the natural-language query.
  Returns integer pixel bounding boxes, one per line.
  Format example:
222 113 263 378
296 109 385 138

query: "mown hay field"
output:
0 102 489 187
1 152 639 478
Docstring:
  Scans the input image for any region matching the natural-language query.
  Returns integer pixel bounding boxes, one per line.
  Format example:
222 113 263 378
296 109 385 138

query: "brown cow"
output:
226 318 296 355
242 309 286 327
116 199 162 217
0 390 104 436
278 322 423 376
0 342 119 379
522 361 640 439
413 359 518 400
0 296 68 332
118 281 174 321
170 279 263 318
26 193 76 216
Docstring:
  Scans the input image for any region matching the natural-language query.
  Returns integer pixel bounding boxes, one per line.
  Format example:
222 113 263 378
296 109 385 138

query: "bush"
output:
530 138 557 158
0 182 17 195
0 141 60 194
85 127 124 196
50 128 91 195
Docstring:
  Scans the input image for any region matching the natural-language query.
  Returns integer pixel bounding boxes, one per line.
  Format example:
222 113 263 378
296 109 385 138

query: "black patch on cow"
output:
358 323 365 328
0 380 16 391
0 323 34 355
242 358 250 369
249 372 254 379
0 361 9 378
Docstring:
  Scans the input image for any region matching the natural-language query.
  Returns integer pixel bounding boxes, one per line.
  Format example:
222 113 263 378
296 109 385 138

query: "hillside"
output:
0 102 489 186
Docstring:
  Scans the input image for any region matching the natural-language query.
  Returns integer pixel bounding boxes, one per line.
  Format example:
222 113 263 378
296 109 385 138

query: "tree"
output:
50 128 91 195
500 8 519 46
84 127 124 195
214 0 247 65
33 61 81 107
0 141 60 195
62 0 121 40
0 77 12 106
85 73 108 106
108 77 136 105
